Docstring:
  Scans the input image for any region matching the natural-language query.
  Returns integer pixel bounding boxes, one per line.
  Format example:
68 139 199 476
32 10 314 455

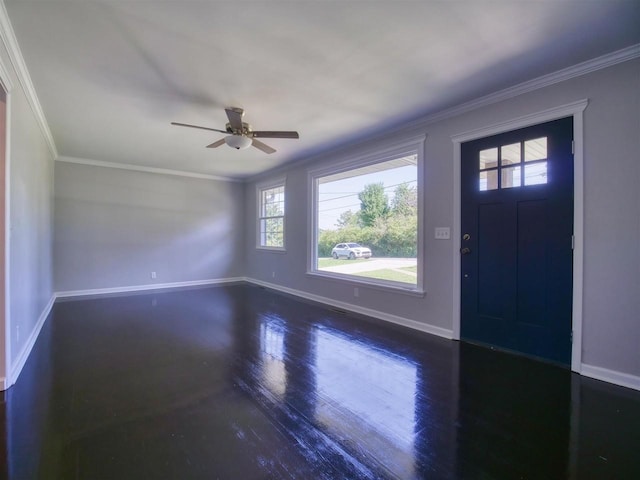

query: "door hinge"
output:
571 140 575 155
571 235 575 250
570 331 573 343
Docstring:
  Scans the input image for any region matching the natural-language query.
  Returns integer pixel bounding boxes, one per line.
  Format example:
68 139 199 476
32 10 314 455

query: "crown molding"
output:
450 99 589 143
0 37 12 93
403 44 640 131
0 1 57 159
56 155 240 182
248 44 639 184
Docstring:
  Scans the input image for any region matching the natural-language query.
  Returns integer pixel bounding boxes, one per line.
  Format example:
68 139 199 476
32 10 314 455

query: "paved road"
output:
320 257 416 275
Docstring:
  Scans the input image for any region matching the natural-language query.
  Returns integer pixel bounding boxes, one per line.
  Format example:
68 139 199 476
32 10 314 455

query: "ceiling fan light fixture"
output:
224 135 252 150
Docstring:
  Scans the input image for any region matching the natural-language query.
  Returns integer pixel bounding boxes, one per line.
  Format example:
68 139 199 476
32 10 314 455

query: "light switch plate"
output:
435 227 450 240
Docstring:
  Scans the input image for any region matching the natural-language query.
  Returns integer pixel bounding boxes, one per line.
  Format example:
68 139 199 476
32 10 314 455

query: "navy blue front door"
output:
461 117 574 365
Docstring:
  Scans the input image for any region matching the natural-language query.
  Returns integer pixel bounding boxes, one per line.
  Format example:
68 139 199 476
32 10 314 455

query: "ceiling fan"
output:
171 107 299 154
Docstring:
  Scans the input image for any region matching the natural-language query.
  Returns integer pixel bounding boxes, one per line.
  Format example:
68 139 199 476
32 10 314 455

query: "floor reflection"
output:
239 294 447 479
1 284 639 479
314 327 418 479
259 316 287 398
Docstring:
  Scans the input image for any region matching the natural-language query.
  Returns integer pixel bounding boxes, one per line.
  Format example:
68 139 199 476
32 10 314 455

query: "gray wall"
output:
245 59 640 378
0 44 55 373
54 162 244 292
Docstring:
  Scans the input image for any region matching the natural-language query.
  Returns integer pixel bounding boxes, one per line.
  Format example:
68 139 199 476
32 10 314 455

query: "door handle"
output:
460 247 471 255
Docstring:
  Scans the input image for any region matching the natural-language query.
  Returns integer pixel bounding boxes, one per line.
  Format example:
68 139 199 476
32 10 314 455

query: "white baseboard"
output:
6 279 639 394
2 277 244 389
7 294 56 389
245 277 454 340
581 364 640 392
245 278 640 392
55 277 245 299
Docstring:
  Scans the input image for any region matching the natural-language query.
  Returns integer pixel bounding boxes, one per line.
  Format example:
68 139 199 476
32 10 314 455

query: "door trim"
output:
0 55 11 390
451 99 588 373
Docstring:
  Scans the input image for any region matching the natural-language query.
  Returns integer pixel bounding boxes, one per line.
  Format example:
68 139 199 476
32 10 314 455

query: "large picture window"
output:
258 180 285 250
310 141 423 292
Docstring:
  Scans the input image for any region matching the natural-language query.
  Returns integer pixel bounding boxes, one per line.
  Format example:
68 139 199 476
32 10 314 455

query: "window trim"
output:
256 177 286 252
307 135 426 294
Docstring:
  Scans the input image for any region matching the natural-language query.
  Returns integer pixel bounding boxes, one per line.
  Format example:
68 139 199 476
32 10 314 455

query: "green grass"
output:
316 257 417 285
317 257 370 268
352 269 416 284
318 257 418 285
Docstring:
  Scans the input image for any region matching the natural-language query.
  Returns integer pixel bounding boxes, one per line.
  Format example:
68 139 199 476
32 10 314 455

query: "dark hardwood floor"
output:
1 284 639 479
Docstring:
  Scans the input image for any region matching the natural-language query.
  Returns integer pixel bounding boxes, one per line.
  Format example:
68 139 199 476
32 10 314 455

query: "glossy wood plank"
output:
1 284 639 479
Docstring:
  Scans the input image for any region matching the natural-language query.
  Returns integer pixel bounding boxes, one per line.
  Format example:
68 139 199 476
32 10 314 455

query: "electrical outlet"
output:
354 287 359 297
151 271 156 279
435 227 451 240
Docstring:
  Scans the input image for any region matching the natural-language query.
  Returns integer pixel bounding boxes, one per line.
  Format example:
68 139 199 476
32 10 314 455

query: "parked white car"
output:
331 243 372 260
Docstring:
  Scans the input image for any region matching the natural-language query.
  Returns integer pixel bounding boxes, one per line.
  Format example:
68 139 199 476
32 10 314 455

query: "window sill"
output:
256 246 287 254
306 270 425 297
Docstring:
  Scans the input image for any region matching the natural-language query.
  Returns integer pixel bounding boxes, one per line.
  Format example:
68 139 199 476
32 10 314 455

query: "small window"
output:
257 180 285 250
479 137 548 191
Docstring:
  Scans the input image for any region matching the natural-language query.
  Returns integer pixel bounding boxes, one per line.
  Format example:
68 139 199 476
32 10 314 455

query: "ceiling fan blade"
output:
251 138 276 154
206 139 226 148
251 131 299 139
225 107 244 131
171 122 227 134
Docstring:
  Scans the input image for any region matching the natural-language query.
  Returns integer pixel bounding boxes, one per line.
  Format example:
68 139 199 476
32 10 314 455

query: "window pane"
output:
262 186 284 217
525 137 547 162
479 148 498 169
501 166 521 188
479 170 498 191
261 218 284 247
315 155 418 287
501 143 521 165
524 162 548 186
265 217 283 231
266 232 283 247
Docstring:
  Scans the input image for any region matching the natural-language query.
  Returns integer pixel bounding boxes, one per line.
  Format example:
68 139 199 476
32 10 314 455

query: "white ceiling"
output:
4 1 640 179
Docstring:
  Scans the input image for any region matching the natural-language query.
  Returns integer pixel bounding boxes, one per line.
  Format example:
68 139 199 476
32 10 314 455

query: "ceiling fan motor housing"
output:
225 122 252 136
224 134 252 150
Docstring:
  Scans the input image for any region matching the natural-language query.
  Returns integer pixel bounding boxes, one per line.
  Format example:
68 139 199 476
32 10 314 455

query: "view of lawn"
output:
317 257 371 268
352 269 415 284
316 257 416 284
